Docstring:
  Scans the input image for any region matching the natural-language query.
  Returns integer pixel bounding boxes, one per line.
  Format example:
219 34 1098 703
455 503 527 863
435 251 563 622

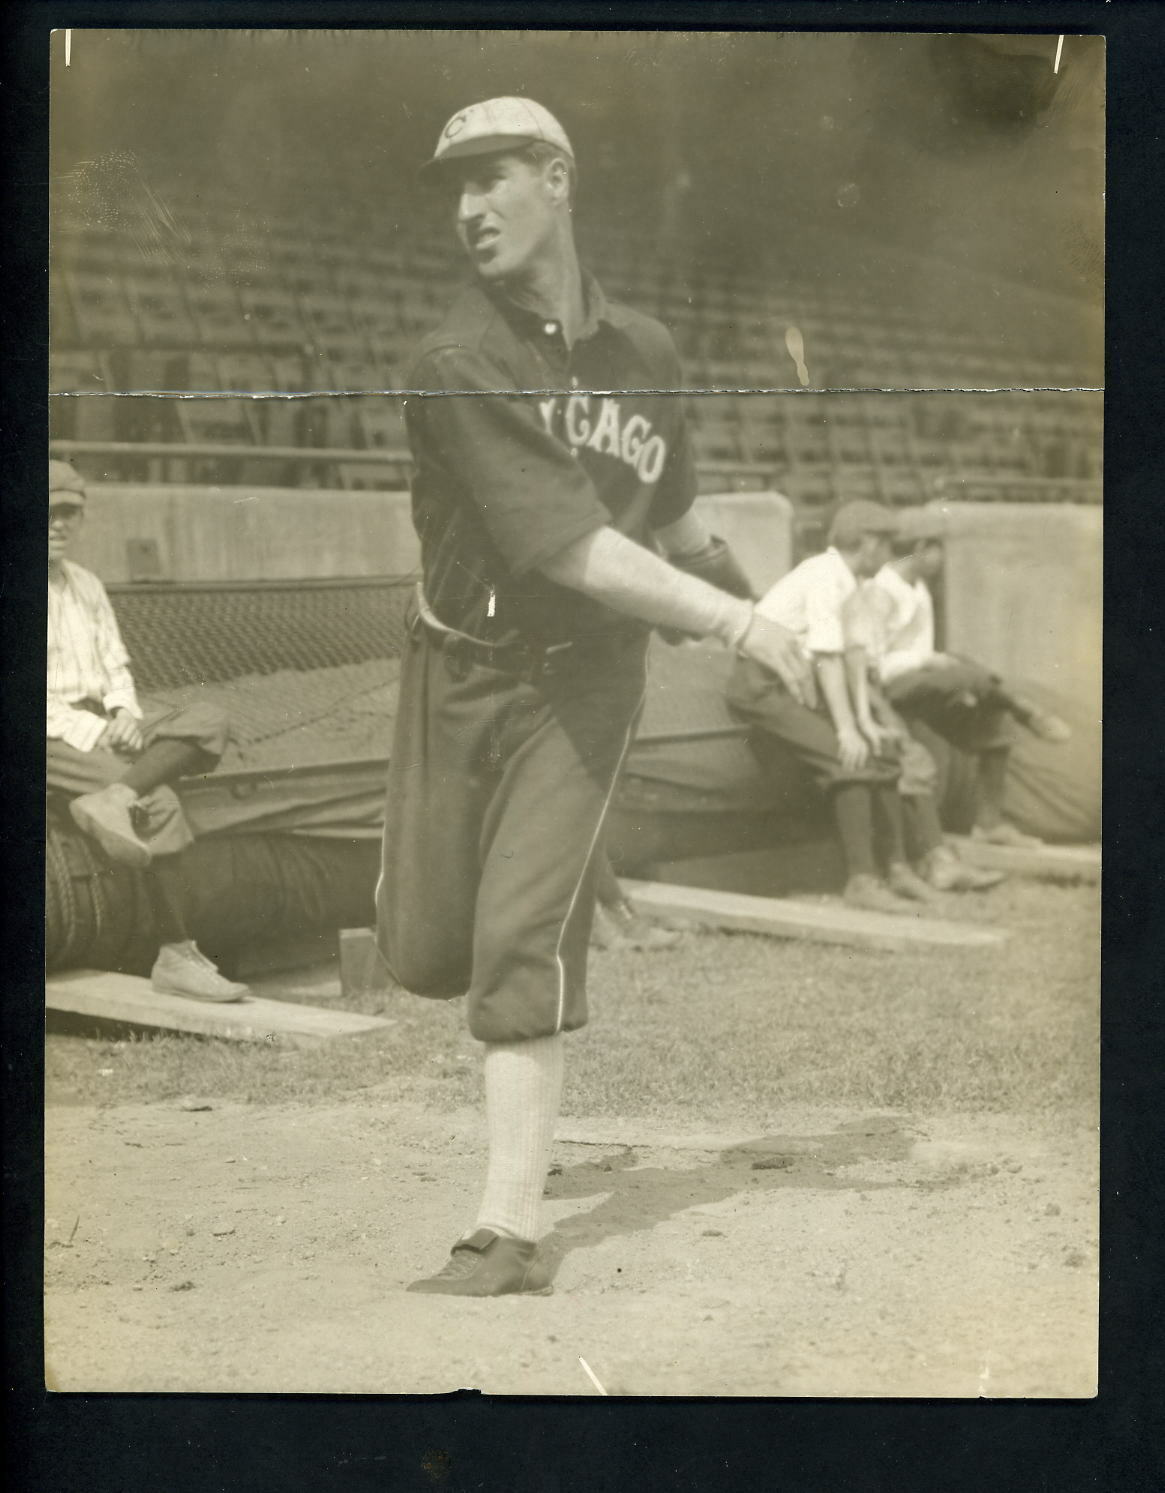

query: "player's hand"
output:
837 724 871 771
106 709 144 755
740 615 814 707
861 719 901 757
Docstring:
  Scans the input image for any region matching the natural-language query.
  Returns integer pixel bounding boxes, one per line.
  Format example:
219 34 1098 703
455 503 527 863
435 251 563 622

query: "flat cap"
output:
827 499 899 546
49 458 86 503
426 96 574 171
894 505 949 543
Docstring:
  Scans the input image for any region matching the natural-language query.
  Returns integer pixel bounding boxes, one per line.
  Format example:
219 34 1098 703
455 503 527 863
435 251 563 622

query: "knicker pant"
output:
376 628 648 1043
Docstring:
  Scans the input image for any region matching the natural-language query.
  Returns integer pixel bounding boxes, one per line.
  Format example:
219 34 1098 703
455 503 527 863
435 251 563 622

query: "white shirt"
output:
47 559 142 752
754 548 856 655
856 563 936 683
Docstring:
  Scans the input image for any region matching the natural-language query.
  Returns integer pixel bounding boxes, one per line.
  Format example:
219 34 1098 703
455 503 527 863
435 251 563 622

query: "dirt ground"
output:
44 1087 1097 1397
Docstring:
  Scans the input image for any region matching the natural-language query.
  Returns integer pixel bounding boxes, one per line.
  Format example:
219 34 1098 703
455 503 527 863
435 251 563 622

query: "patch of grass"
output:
45 879 1098 1122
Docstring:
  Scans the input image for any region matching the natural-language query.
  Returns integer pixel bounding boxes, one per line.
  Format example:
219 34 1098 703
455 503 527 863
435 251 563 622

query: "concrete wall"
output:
71 485 422 583
69 487 1099 718
938 502 1102 714
72 485 795 589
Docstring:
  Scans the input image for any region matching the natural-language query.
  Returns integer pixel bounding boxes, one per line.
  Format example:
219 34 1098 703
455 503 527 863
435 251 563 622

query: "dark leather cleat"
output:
407 1228 553 1297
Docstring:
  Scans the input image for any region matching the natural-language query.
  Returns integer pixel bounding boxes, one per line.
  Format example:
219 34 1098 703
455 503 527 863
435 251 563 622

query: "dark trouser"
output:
726 655 905 879
883 657 1016 755
377 624 648 1044
884 658 1017 826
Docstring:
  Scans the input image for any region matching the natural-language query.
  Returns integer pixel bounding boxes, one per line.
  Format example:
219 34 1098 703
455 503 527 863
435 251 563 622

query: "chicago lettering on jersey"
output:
538 394 668 484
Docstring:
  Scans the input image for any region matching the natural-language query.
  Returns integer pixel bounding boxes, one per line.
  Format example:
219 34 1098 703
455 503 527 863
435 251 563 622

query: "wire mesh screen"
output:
108 578 415 691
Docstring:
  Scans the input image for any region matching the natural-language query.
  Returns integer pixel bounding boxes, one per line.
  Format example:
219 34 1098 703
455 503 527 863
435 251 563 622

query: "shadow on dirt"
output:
541 1114 961 1274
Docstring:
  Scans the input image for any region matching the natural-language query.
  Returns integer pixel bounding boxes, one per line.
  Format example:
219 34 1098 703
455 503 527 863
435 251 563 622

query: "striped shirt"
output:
47 559 141 752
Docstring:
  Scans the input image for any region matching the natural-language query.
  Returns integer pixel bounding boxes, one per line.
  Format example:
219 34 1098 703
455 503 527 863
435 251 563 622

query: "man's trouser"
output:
46 698 229 857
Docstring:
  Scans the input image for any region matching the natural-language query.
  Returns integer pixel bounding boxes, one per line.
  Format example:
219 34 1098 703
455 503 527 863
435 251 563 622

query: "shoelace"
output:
431 1247 488 1279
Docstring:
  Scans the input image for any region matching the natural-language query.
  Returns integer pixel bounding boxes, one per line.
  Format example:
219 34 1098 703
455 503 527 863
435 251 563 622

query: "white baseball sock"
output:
475 1033 565 1244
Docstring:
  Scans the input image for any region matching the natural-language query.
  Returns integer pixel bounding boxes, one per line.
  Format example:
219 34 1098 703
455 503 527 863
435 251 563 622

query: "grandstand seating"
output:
50 193 1103 517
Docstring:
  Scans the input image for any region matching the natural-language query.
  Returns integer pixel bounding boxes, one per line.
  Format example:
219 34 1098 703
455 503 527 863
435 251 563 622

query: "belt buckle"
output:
536 641 573 680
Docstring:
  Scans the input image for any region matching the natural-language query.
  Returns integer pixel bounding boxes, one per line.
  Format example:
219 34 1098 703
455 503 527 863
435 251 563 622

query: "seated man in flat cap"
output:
849 504 1071 850
47 458 248 1002
726 500 935 914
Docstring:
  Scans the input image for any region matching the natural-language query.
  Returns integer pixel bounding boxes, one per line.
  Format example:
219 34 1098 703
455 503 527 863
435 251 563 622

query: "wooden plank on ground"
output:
626 880 1006 952
45 969 394 1045
951 837 1100 883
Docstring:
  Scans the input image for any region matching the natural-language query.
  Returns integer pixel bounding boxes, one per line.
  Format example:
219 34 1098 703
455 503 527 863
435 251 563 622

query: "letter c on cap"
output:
444 113 468 139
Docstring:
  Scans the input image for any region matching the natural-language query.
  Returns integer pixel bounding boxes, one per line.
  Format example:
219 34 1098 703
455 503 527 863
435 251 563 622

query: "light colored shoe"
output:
886 860 937 903
1014 704 1072 744
843 873 918 915
151 941 249 1003
921 845 1006 892
972 821 1044 850
69 783 152 869
591 900 682 952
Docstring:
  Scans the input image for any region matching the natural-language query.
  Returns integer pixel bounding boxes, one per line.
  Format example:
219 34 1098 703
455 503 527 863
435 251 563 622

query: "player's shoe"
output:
591 899 681 952
1012 703 1073 744
843 874 919 915
885 861 937 903
920 845 1006 892
151 941 250 1003
407 1228 553 1297
972 821 1044 850
69 783 152 869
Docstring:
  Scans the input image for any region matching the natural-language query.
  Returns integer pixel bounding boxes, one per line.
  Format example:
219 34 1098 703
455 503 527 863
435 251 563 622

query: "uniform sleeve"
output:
802 569 849 655
412 345 611 576
91 577 141 718
647 334 698 530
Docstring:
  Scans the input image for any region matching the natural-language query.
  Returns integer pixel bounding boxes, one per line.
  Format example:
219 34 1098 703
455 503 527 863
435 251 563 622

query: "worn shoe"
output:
886 861 937 903
843 873 918 915
1014 704 1072 744
921 845 1006 893
591 899 682 952
151 941 249 1003
972 821 1044 850
69 783 152 869
407 1228 553 1297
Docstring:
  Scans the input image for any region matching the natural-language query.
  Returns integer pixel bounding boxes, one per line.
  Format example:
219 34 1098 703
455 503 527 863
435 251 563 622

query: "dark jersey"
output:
403 273 697 647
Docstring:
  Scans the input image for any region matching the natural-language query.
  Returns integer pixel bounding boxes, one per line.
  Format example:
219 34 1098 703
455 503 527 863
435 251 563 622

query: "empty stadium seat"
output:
354 399 408 451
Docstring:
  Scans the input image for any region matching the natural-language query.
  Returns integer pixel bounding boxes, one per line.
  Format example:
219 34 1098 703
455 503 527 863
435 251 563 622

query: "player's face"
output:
855 533 892 578
453 153 559 282
48 500 84 566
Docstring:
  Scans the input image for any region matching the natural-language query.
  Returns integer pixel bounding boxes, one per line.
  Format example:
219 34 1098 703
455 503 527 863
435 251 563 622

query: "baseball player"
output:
376 98 809 1296
47 458 248 1002
855 506 1071 848
726 500 937 914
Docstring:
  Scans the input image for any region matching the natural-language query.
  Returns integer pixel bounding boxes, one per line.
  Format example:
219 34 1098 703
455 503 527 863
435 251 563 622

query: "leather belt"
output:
412 584 636 683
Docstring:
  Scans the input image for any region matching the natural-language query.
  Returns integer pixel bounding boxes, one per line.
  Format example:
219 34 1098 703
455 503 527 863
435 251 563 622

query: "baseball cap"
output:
425 97 574 172
49 458 86 505
827 500 899 547
894 505 948 543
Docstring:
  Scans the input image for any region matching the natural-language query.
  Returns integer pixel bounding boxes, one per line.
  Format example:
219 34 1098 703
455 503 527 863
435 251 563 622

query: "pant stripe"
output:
551 687 646 1034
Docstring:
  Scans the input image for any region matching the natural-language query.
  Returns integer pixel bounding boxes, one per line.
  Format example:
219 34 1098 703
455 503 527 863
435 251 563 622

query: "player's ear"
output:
544 154 570 204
